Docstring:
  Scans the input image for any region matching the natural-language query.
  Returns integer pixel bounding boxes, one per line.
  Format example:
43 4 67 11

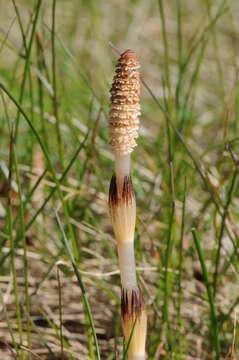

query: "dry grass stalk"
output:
108 50 147 359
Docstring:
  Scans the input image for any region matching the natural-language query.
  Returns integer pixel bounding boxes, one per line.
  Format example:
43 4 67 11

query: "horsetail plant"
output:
108 50 147 359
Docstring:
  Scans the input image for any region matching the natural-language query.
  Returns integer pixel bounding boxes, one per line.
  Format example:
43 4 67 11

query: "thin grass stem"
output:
192 228 220 359
12 0 42 142
51 0 64 170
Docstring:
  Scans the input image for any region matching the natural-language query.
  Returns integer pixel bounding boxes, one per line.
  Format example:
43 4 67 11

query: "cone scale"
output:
108 50 147 359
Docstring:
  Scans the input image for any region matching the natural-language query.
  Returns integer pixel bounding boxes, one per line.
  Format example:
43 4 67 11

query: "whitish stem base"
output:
117 241 137 290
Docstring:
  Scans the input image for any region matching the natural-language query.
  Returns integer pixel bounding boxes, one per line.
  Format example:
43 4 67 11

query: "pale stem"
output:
115 153 131 193
117 240 137 290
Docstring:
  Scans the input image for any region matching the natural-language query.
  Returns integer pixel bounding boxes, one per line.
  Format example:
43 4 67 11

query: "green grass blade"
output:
192 227 220 359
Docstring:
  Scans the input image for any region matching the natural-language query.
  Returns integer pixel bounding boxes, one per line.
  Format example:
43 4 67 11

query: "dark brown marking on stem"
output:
122 175 134 205
108 174 118 206
109 175 134 207
121 287 144 320
121 288 128 317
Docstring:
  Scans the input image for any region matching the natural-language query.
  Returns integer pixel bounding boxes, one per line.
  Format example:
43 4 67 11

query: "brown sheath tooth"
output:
121 288 144 320
121 288 129 318
108 175 136 244
121 287 147 358
109 175 135 207
122 176 134 205
108 175 118 206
